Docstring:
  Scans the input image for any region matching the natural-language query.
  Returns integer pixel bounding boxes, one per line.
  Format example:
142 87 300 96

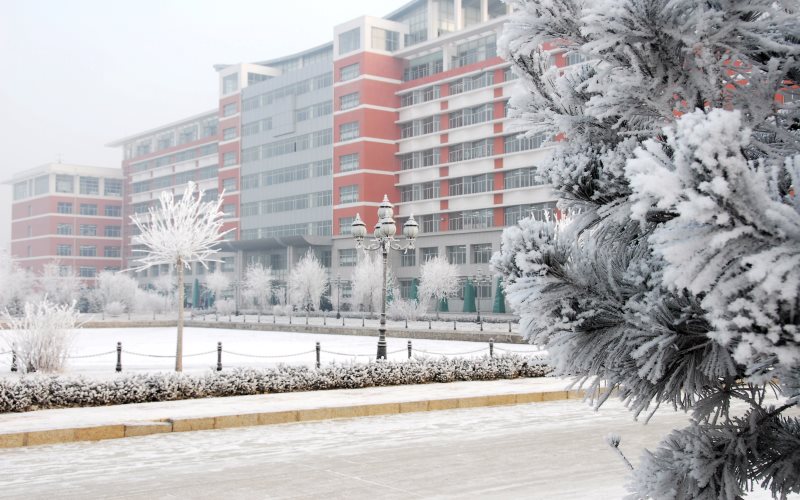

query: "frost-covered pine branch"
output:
129 181 230 371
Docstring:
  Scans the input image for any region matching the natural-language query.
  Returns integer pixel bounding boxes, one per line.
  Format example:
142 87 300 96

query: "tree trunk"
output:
176 260 184 372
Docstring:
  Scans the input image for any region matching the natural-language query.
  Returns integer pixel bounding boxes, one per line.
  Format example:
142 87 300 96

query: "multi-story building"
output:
4 163 125 283
106 111 222 289
109 0 560 311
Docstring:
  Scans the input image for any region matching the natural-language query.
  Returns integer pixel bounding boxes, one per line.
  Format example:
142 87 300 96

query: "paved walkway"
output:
0 378 580 448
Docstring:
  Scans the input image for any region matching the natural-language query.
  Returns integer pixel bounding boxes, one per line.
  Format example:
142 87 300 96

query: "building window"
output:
104 225 121 237
223 103 237 117
449 209 494 231
80 204 98 216
56 224 72 235
13 182 27 200
339 248 357 267
104 205 122 217
504 202 557 226
504 133 548 153
104 179 122 197
400 116 439 138
400 85 440 107
339 216 355 236
420 214 438 233
221 257 235 272
449 173 494 196
399 148 440 170
339 153 359 173
56 245 72 256
421 247 439 262
339 28 360 55
339 92 360 111
104 246 121 258
339 122 360 141
79 267 97 278
223 127 237 141
222 178 237 191
449 71 494 95
400 181 439 202
452 34 497 69
223 151 237 166
79 245 97 257
446 245 467 265
449 103 493 128
79 224 97 236
34 175 49 195
401 251 416 267
448 139 494 162
404 52 444 81
471 244 493 264
340 63 360 81
55 175 74 193
339 185 359 204
223 204 236 218
371 27 399 51
79 176 99 195
57 202 73 214
222 73 239 94
504 167 546 189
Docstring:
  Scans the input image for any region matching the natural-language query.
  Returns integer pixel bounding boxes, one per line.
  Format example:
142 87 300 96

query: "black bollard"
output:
243 315 246 323
405 319 408 329
273 314 276 324
153 311 156 321
362 316 365 327
508 321 512 333
115 342 122 372
289 315 292 325
453 320 457 331
216 342 223 371
10 350 17 373
428 320 431 330
315 342 321 369
480 320 484 332
258 313 261 323
407 340 412 359
323 313 326 326
489 339 494 358
342 317 345 326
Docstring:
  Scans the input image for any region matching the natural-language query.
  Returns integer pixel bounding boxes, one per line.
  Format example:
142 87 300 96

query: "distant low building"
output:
4 163 125 283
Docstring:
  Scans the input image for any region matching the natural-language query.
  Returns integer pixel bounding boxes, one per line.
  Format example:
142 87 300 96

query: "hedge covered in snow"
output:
0 355 550 413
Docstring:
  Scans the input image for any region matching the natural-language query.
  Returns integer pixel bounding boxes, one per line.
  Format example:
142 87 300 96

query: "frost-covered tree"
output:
351 251 395 314
204 270 230 309
96 271 138 313
288 250 327 317
418 256 461 319
0 250 34 315
497 1 800 498
242 263 273 312
36 262 81 306
2 299 81 373
153 274 175 312
130 182 229 371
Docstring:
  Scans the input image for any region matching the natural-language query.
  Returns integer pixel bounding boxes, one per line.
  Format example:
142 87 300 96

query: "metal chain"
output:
494 347 544 355
320 350 373 357
182 350 217 357
222 349 316 359
122 350 175 358
68 350 117 359
415 348 488 356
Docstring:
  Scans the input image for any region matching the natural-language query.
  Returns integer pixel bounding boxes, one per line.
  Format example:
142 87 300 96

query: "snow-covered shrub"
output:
215 298 236 316
2 299 81 373
271 304 293 317
133 289 165 315
103 301 125 317
0 355 550 413
387 298 424 321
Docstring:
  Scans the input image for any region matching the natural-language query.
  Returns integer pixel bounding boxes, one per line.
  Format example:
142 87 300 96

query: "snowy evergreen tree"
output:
419 256 461 319
497 1 800 498
130 182 229 371
288 250 328 317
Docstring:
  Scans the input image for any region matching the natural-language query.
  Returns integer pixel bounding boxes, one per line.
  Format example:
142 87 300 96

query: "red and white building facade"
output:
5 163 125 283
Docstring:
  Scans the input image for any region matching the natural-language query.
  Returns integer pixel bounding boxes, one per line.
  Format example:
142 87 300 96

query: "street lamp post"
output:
351 195 418 360
474 268 490 323
335 273 341 319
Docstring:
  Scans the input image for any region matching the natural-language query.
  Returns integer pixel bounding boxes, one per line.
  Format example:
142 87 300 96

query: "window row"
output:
128 119 217 159
129 144 218 173
399 181 440 202
242 118 272 137
296 101 333 122
241 73 333 112
131 166 219 194
241 159 332 189
399 115 440 138
449 103 493 129
399 85 440 107
452 34 497 69
449 71 494 95
240 191 332 217
55 245 121 258
240 220 331 240
56 203 122 217
241 129 332 163
56 224 122 237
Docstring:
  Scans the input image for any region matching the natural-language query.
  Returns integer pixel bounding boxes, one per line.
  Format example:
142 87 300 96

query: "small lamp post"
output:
335 273 342 319
351 195 418 360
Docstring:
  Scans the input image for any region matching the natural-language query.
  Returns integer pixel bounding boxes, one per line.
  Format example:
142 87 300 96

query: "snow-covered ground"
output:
0 327 543 377
0 399 787 499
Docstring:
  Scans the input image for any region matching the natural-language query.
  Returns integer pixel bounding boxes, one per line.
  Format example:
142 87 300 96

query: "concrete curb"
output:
0 389 585 449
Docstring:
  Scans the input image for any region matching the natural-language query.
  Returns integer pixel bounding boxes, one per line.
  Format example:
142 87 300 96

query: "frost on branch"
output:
2 299 81 373
418 256 461 319
288 250 327 313
351 251 394 314
242 263 273 312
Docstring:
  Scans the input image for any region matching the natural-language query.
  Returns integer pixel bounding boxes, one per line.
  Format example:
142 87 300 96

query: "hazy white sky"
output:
0 0 405 250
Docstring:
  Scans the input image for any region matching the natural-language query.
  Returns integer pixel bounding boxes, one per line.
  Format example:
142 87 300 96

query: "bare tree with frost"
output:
351 250 395 314
288 250 327 318
242 263 273 312
204 270 230 308
0 249 34 315
497 1 800 498
36 261 81 306
418 256 461 319
96 271 138 313
130 182 229 372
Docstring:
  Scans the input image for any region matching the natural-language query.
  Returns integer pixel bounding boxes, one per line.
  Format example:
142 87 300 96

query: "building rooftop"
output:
106 109 218 148
3 163 123 185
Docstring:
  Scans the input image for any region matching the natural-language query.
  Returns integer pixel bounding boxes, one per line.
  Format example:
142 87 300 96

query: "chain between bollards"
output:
407 340 412 359
216 342 223 371
115 342 122 372
315 342 321 369
489 338 494 358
